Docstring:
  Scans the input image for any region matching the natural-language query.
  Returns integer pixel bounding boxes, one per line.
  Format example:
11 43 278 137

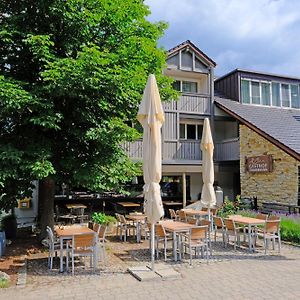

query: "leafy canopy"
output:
0 0 177 210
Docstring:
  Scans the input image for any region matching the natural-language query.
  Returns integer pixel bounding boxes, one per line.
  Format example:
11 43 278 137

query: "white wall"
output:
189 173 203 201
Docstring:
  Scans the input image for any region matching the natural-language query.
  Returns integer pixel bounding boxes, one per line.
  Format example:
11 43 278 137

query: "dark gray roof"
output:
214 96 300 160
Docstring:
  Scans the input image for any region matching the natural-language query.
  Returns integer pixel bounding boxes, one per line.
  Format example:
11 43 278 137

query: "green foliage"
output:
280 217 300 245
0 0 177 209
91 212 116 225
0 278 9 288
218 195 242 218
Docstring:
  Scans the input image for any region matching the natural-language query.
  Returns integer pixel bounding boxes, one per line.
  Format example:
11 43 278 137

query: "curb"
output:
16 255 27 287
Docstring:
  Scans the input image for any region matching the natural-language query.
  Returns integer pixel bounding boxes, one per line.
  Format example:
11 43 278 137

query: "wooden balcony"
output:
163 93 211 115
125 138 240 163
124 140 202 162
215 138 240 161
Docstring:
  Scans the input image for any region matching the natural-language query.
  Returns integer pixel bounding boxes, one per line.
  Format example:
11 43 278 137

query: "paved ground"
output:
1 239 300 300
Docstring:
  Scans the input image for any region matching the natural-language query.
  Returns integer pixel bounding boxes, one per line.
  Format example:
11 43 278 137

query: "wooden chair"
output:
118 214 136 242
67 233 97 275
181 226 209 265
177 210 187 222
224 219 245 250
268 215 280 221
98 225 107 263
199 219 212 255
188 218 198 225
213 216 226 246
255 219 281 254
74 208 89 224
169 209 177 220
256 213 268 221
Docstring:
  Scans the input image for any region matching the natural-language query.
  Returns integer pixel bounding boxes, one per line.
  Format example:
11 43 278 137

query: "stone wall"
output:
240 125 300 205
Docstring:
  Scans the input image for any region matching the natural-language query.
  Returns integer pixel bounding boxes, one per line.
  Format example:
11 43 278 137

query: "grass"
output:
237 210 300 245
0 278 9 288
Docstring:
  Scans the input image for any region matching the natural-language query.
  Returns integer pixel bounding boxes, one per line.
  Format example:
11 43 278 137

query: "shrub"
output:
280 217 300 244
91 212 116 225
217 195 242 218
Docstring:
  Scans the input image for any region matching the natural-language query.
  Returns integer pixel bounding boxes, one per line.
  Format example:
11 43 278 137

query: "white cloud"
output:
145 0 300 77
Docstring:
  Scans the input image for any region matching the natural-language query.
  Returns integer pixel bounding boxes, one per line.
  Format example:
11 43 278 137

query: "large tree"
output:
0 0 176 238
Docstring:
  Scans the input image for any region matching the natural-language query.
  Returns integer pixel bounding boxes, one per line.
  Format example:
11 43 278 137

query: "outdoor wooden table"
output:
117 202 141 208
127 214 146 243
55 225 95 272
229 215 266 252
65 203 87 210
161 220 195 261
163 201 183 206
182 209 210 218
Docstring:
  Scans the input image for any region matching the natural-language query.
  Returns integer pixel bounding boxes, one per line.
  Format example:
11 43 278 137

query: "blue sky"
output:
145 0 300 77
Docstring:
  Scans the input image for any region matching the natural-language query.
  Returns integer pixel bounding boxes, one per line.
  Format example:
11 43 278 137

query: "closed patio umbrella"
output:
137 74 165 270
200 118 216 218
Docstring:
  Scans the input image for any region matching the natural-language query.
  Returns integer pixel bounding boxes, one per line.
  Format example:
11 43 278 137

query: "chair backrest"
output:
93 223 101 234
190 226 208 240
224 218 235 231
213 216 224 228
46 226 55 245
201 207 208 212
73 233 96 249
256 213 268 221
169 209 176 219
265 220 280 233
119 214 127 224
155 224 166 238
268 215 280 221
210 208 218 216
98 224 107 240
188 218 198 225
178 210 186 222
199 219 211 229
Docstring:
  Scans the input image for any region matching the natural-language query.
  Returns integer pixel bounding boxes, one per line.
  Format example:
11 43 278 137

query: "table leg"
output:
173 232 177 261
137 222 140 243
248 224 252 252
60 237 64 272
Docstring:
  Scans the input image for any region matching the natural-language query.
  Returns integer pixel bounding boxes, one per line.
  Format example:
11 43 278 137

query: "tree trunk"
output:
38 177 55 242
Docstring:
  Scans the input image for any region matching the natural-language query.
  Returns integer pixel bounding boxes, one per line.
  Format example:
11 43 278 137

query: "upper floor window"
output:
241 79 300 109
180 123 203 140
172 80 198 93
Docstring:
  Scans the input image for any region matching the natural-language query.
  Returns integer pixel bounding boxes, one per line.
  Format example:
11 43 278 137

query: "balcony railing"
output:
163 93 211 114
215 138 240 161
125 138 240 162
124 140 202 161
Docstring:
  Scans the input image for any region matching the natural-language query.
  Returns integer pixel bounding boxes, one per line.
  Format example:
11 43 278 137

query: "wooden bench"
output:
260 201 300 214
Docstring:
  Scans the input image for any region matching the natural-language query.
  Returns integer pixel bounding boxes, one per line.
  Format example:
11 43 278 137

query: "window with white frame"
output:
241 78 300 109
179 123 203 140
172 80 198 93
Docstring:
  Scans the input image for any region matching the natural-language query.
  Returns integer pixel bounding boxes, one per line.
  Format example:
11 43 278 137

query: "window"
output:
251 81 260 104
179 123 203 140
291 85 300 109
241 80 250 104
272 82 281 107
261 82 271 105
182 81 198 93
281 84 290 107
172 80 181 91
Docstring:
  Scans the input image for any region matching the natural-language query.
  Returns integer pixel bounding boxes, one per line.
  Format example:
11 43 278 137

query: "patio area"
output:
1 227 300 299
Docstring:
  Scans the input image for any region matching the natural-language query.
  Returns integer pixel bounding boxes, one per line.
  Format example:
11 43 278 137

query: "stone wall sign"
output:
245 155 273 173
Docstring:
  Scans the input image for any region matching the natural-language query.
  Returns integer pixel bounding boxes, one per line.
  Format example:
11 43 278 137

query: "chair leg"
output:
164 238 167 261
278 235 281 253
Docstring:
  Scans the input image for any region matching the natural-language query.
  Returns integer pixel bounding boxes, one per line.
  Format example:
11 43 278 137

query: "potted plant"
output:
91 212 116 233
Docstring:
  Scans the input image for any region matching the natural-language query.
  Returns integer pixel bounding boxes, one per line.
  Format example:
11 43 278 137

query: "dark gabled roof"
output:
214 95 300 161
167 40 217 67
215 68 300 83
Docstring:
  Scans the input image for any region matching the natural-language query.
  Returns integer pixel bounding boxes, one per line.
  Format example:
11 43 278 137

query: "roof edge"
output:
215 99 300 161
215 68 300 83
167 40 217 67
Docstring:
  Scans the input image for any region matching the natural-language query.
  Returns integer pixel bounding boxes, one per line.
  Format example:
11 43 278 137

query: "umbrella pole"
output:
151 223 155 271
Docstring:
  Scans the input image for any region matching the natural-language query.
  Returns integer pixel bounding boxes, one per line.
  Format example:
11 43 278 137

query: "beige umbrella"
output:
137 74 164 270
200 118 216 217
